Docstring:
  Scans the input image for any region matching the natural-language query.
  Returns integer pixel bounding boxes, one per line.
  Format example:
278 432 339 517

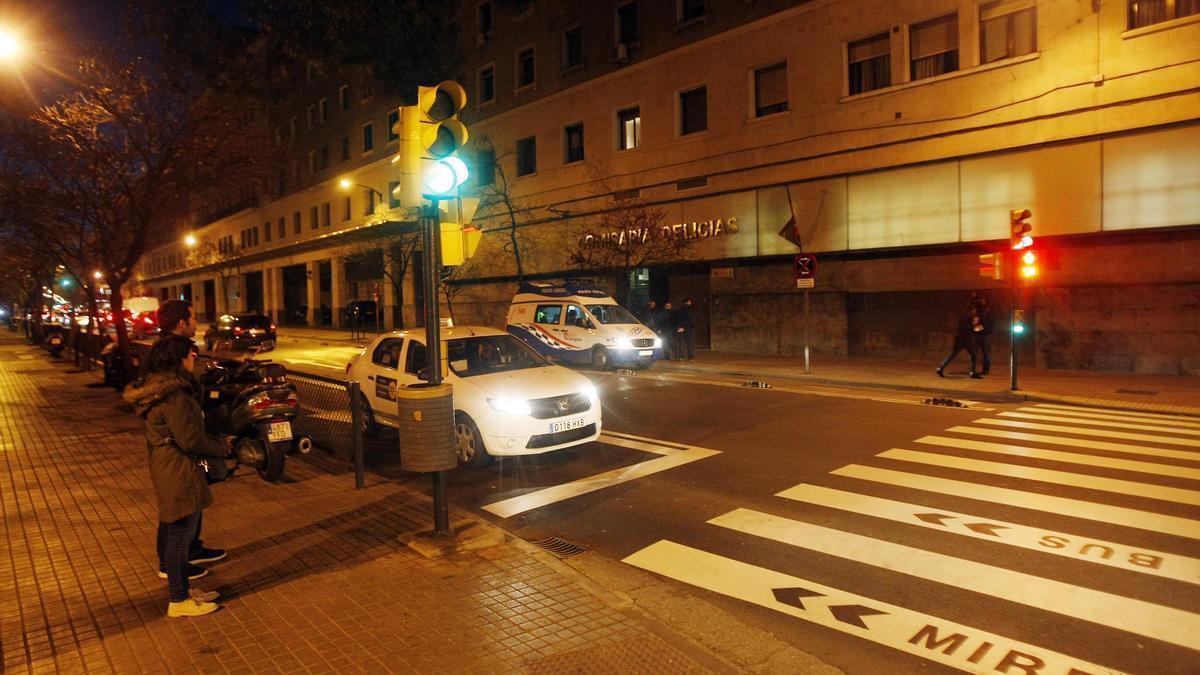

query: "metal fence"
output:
289 371 355 458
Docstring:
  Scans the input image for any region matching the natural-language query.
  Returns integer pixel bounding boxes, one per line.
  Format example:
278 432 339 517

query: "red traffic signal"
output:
1019 249 1039 279
1010 209 1033 249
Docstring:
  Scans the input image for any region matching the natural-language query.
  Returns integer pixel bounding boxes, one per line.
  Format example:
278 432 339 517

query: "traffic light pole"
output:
1010 251 1019 391
420 202 451 537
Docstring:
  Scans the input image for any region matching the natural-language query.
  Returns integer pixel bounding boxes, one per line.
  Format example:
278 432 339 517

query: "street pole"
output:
420 202 451 536
803 289 811 374
1010 250 1019 391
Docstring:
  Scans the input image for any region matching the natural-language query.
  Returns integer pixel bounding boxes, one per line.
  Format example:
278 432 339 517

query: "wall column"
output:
382 261 398 331
330 256 347 329
306 259 320 326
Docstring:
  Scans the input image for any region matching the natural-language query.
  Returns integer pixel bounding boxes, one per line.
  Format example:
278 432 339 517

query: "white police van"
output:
506 280 662 370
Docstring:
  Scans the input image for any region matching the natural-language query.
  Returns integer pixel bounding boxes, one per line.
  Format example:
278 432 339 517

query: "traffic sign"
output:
793 253 818 279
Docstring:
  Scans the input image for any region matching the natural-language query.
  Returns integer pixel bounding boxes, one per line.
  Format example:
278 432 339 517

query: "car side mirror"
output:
416 367 431 381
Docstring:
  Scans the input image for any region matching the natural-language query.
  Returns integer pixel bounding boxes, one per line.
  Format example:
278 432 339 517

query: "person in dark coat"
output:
936 306 981 378
638 299 659 326
124 336 230 617
972 296 995 376
655 301 675 358
674 298 696 361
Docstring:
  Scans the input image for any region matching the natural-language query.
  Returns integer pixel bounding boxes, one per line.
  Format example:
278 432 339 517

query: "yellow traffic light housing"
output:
1019 250 1039 279
1009 208 1033 250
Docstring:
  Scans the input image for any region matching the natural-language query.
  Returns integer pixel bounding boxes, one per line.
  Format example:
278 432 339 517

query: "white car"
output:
346 325 602 467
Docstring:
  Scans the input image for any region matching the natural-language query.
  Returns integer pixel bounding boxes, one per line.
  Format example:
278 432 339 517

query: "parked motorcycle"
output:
200 347 311 482
45 325 68 357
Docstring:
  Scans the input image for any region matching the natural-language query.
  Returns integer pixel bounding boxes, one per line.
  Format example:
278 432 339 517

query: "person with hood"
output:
124 335 230 617
936 305 982 379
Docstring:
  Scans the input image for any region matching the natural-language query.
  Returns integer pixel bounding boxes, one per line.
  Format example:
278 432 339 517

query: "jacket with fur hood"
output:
124 371 227 523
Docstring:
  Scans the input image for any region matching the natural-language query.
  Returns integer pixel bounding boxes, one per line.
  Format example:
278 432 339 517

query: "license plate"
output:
638 350 653 356
50 337 62 345
549 416 587 433
267 420 293 442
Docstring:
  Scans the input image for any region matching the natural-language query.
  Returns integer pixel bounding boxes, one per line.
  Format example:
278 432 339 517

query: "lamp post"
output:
0 26 23 63
339 178 385 214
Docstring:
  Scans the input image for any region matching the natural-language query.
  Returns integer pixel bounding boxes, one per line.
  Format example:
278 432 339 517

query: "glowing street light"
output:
0 27 23 62
339 178 385 212
184 234 197 247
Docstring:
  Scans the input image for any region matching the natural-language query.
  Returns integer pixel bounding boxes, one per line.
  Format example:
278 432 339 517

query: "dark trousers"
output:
158 511 204 570
676 331 694 360
939 345 977 373
976 335 992 374
162 512 202 602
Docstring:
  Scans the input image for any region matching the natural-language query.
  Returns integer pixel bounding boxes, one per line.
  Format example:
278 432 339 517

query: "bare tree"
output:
474 137 559 282
184 239 244 314
343 223 423 329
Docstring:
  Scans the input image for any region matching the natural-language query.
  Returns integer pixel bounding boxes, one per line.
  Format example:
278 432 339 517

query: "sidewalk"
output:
279 326 1199 416
0 333 722 674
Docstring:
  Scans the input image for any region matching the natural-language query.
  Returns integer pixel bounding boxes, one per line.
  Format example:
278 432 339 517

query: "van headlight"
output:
653 337 662 348
582 383 599 406
613 337 633 349
488 398 532 415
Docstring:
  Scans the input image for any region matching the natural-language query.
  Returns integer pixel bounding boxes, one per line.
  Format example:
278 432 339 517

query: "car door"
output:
561 303 595 346
364 337 406 426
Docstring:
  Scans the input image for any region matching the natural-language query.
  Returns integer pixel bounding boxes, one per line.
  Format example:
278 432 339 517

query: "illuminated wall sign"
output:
582 216 740 247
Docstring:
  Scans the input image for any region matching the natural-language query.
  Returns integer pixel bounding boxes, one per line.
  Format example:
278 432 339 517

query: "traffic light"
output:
978 252 1003 280
391 80 471 209
1013 309 1026 334
1019 249 1039 279
440 197 483 266
1010 209 1033 250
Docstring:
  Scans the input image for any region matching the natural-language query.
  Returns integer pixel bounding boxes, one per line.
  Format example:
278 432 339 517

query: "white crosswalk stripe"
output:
621 404 1200 671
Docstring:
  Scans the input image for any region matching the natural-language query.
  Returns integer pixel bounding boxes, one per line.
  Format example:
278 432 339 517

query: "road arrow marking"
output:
829 604 888 628
771 587 824 610
778 484 1200 583
963 522 1007 536
710 507 1200 649
481 433 719 518
879 448 1200 506
623 540 1123 674
915 513 956 526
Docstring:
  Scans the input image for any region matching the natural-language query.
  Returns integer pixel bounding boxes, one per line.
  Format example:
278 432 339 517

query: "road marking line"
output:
1000 411 1200 436
1033 404 1200 425
777 484 1200 585
832 464 1200 540
879 448 1200 506
632 372 988 409
1020 406 1200 429
481 435 719 518
974 418 1200 448
600 430 691 453
710 508 1200 650
623 540 1123 674
946 426 1200 463
915 435 1200 480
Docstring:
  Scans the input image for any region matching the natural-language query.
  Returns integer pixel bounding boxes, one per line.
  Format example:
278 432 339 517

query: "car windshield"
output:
585 304 640 325
447 335 550 377
236 315 272 328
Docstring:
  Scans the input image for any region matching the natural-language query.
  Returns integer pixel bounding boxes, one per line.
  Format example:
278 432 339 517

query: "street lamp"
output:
0 27 23 62
339 178 385 213
184 234 197 247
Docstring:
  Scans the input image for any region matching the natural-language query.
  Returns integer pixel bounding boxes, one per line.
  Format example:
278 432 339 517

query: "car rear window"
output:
236 316 273 328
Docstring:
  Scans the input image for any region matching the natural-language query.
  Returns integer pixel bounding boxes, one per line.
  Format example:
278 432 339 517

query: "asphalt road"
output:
277 334 1200 674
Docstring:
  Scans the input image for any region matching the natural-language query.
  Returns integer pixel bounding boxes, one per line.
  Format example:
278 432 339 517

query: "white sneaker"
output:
167 597 219 618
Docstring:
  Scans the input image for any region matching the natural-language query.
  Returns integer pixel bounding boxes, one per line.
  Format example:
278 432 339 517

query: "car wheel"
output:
454 413 492 468
590 346 612 371
356 393 379 438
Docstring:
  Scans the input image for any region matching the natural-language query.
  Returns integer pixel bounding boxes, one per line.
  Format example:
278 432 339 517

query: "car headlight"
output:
488 397 532 415
613 336 633 349
582 383 599 406
653 337 662 348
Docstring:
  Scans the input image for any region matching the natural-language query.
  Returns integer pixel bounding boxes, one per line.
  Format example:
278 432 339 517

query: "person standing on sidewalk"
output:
151 300 229 583
936 305 981 378
674 298 696 361
656 301 676 359
972 296 995 376
124 336 230 617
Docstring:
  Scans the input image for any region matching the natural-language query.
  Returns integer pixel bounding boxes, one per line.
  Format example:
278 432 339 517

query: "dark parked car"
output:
342 300 380 327
204 314 277 351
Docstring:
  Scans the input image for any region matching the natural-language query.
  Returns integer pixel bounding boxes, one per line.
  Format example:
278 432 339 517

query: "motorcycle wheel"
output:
259 440 287 482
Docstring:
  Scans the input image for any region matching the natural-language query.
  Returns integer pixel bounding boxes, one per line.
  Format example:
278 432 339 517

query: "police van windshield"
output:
585 304 639 325
447 335 550 377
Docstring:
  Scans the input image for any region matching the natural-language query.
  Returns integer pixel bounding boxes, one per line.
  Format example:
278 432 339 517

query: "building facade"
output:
139 0 1200 374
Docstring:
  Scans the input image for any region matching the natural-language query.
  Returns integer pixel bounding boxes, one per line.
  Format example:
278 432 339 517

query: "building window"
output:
910 13 959 81
318 98 328 125
362 122 374 152
478 65 495 104
322 202 331 227
517 46 536 89
516 136 537 176
307 105 315 129
339 85 350 111
618 106 640 150
563 26 583 70
341 135 350 161
363 188 376 215
278 217 285 239
252 226 259 246
616 2 639 44
343 196 352 221
387 110 400 142
319 145 329 171
264 221 271 242
476 148 496 186
754 62 788 117
848 32 890 95
293 212 301 235
478 1 493 35
980 1 1036 63
678 0 705 23
307 150 317 175
310 206 319 230
679 86 707 136
564 123 585 163
1128 0 1200 28
388 180 401 208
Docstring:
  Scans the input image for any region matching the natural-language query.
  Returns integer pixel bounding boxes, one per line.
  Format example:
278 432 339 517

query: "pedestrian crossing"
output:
623 402 1200 673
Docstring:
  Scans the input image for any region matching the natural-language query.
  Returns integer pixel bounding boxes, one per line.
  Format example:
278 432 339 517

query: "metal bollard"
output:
349 381 365 490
